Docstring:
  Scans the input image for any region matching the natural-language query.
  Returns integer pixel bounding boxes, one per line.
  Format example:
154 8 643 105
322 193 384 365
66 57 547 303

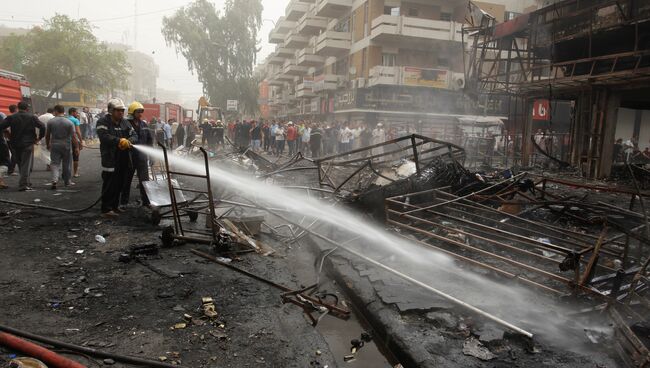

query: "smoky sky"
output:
0 0 288 107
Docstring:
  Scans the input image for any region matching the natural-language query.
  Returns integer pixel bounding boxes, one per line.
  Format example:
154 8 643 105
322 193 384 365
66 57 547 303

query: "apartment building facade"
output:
258 0 536 133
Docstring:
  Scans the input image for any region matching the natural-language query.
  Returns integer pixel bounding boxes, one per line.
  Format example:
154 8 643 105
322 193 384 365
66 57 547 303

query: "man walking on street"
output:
250 120 262 152
121 101 153 208
0 112 8 189
0 102 45 191
46 105 78 189
96 98 138 218
38 107 55 171
310 123 322 158
5 104 17 176
79 106 89 142
286 122 297 156
67 107 83 177
275 123 285 156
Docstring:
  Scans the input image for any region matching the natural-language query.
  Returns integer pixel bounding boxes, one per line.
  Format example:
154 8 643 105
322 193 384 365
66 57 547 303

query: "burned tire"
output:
161 226 174 248
188 210 199 222
151 208 162 226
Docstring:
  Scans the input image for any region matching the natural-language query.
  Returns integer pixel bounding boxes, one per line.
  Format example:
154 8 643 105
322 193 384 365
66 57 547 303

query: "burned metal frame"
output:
385 187 637 297
159 143 219 245
313 134 465 194
385 173 649 365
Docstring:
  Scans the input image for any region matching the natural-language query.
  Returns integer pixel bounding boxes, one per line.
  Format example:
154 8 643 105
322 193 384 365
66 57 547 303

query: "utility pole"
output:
134 0 138 50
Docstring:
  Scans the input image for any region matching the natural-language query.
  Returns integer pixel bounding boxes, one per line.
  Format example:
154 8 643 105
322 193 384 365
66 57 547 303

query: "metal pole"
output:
411 135 421 176
159 143 182 235
400 172 527 216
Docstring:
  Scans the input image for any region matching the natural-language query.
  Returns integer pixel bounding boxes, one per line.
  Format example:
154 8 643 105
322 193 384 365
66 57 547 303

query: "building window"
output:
334 16 350 32
364 2 369 37
334 58 348 76
382 53 397 67
440 12 452 21
505 11 521 21
361 49 367 76
408 8 419 17
387 7 400 16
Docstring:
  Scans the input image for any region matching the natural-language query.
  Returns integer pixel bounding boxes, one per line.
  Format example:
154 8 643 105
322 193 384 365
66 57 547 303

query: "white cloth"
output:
340 127 352 144
38 113 54 124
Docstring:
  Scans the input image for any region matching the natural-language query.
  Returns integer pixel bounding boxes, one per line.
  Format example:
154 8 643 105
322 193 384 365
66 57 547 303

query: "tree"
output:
0 14 130 98
162 0 263 115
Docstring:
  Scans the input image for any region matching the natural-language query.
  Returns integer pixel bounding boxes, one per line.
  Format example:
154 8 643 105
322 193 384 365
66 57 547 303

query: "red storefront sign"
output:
532 99 550 121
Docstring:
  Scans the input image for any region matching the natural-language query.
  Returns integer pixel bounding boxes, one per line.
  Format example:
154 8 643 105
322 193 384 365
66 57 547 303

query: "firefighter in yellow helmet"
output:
120 101 154 208
96 98 138 218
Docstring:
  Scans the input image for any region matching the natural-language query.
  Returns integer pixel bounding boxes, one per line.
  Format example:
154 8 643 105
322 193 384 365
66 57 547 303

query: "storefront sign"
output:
402 67 449 89
533 99 550 120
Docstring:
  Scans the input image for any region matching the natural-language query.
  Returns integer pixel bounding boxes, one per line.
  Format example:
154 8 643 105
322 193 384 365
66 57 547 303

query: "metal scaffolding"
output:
465 0 650 178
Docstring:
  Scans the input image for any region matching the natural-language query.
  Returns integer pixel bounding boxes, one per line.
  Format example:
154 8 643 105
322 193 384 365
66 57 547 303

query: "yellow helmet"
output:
128 101 144 115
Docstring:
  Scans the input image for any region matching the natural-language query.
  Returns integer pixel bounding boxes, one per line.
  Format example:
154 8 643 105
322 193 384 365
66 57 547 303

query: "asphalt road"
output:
0 143 343 367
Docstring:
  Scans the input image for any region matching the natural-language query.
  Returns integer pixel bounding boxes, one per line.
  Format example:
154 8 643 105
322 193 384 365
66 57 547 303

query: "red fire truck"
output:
142 102 184 123
0 69 31 115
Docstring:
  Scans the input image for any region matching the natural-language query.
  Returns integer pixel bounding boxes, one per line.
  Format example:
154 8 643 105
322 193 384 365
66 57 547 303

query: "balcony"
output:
315 31 351 56
315 0 351 18
267 74 285 86
312 74 341 92
274 17 296 34
297 48 325 67
275 46 295 58
267 54 285 65
269 31 285 44
284 30 310 49
297 14 328 35
368 65 450 89
276 72 295 82
296 82 315 98
283 61 309 76
370 16 463 46
285 0 309 21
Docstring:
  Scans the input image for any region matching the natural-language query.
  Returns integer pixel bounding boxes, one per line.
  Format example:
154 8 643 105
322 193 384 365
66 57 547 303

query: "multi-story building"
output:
108 44 159 104
258 0 536 136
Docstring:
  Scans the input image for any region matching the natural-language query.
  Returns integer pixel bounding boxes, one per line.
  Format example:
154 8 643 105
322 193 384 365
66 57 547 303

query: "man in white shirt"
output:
340 122 353 153
38 107 56 170
372 123 386 158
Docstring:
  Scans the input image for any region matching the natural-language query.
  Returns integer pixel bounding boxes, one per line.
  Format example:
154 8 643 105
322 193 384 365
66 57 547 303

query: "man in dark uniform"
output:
121 101 153 208
96 98 138 218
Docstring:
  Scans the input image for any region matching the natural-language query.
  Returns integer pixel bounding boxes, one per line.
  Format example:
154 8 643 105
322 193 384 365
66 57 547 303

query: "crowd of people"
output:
0 102 98 191
0 99 154 218
213 119 392 158
0 97 402 218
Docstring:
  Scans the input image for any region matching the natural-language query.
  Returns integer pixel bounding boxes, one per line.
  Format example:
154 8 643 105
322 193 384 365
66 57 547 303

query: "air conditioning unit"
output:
451 73 466 91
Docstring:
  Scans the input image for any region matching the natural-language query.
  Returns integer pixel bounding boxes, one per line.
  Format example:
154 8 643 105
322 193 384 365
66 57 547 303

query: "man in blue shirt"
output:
67 107 83 177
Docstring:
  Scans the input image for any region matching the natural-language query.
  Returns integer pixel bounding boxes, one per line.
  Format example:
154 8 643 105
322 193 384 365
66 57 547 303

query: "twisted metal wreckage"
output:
154 133 649 366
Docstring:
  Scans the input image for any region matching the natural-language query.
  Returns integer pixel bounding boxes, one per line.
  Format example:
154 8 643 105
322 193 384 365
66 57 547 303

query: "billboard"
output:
402 67 449 89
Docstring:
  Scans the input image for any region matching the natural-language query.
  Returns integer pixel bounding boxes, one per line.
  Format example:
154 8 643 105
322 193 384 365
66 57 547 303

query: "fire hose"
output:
0 324 187 368
0 331 85 368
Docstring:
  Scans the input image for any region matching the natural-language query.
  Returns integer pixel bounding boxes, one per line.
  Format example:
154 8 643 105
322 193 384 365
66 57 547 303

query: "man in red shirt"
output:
286 121 297 156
